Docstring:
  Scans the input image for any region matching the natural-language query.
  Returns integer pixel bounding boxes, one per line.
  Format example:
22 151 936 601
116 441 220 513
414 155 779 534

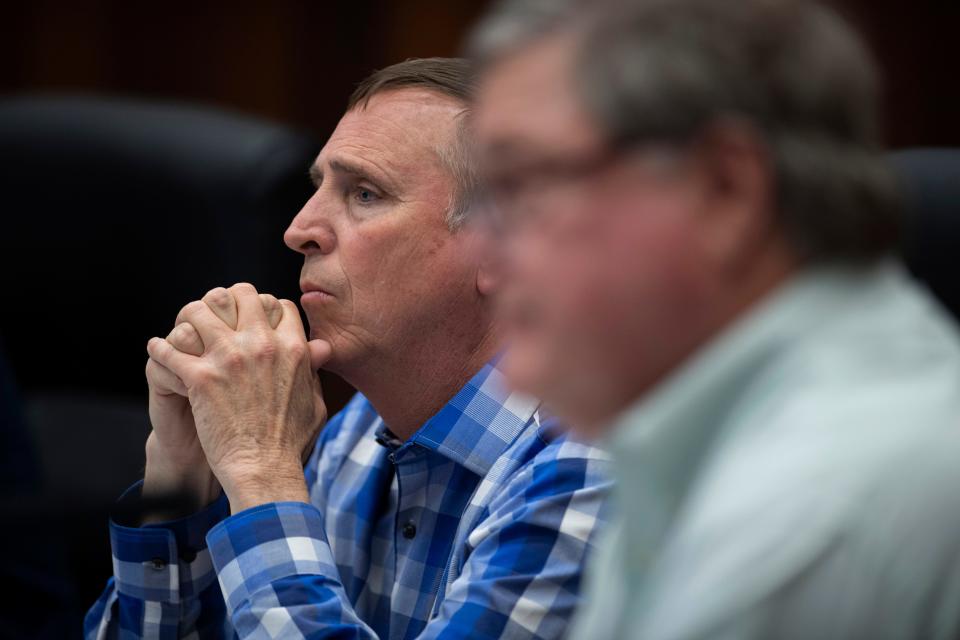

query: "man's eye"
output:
354 187 380 204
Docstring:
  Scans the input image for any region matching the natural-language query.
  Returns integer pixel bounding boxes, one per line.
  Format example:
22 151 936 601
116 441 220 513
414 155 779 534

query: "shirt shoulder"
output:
482 421 613 521
649 280 960 638
458 422 613 581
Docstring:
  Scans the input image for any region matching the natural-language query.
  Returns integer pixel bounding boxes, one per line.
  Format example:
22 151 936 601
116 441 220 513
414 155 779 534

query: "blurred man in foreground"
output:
85 58 610 639
471 0 960 637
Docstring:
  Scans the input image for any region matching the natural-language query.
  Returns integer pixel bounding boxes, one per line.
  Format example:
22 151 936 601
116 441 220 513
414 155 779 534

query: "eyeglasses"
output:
476 141 683 235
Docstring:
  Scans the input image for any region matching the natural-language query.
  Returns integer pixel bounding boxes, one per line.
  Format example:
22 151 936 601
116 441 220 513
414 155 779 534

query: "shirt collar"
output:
374 359 540 477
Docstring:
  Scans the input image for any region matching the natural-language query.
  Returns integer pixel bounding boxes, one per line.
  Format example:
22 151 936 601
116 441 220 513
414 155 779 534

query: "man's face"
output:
285 89 483 373
473 32 717 434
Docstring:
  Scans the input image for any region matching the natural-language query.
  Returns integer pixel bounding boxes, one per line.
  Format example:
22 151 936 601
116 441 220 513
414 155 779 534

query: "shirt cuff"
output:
206 501 339 615
109 480 230 601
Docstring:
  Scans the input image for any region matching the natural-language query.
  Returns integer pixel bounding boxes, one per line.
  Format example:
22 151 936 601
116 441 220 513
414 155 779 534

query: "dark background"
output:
1 0 957 406
0 0 957 634
2 0 958 148
1 1 493 150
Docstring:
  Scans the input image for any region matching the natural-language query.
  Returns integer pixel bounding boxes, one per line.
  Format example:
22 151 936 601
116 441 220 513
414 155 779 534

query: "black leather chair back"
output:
0 96 320 397
891 148 960 321
0 97 322 617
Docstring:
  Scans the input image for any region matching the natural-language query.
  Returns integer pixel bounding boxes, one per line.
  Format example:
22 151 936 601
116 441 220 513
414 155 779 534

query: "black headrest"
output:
0 96 321 395
890 148 960 321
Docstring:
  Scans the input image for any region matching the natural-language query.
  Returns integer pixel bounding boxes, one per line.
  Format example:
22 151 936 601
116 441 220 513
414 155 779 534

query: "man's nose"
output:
284 192 336 256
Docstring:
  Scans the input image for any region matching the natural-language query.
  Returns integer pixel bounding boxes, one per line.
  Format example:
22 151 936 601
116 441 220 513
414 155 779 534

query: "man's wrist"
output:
218 459 309 514
142 472 221 518
143 447 221 523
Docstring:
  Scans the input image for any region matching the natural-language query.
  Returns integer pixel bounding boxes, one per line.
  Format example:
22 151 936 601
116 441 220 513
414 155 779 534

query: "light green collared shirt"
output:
572 261 960 640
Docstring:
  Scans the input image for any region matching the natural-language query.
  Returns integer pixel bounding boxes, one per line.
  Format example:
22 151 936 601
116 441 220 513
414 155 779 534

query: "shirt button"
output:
402 522 417 539
149 557 167 571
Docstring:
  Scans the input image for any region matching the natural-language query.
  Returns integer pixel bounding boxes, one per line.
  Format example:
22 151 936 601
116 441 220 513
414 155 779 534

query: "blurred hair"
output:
469 0 901 262
467 0 579 66
349 57 479 229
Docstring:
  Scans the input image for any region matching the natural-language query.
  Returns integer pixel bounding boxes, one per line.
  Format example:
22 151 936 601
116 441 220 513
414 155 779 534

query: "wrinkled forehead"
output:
319 88 466 181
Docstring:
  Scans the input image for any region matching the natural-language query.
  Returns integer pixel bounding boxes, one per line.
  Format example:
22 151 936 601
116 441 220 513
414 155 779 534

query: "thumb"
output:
308 339 333 371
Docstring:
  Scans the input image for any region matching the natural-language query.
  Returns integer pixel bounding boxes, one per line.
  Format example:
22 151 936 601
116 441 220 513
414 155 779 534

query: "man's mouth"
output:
300 281 336 306
301 291 335 306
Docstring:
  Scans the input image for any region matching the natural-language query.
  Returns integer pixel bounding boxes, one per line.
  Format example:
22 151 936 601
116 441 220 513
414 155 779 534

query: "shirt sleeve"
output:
84 406 353 640
83 481 233 639
206 501 379 639
203 438 611 640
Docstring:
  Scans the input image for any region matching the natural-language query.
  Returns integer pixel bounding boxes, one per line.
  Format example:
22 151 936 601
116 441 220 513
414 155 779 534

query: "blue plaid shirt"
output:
85 361 612 639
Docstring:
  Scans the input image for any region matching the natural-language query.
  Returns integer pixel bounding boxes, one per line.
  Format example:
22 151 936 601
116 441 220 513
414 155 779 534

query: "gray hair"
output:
436 112 479 229
469 0 901 262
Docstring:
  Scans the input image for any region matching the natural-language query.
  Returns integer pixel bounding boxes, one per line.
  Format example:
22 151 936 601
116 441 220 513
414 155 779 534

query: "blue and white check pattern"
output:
85 360 612 639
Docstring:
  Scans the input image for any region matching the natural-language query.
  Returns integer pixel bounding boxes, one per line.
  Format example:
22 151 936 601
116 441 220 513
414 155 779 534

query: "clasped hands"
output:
142 283 331 516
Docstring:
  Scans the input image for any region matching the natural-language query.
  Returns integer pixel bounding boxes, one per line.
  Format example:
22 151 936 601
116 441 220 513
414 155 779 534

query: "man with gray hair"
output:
470 0 960 637
84 57 611 639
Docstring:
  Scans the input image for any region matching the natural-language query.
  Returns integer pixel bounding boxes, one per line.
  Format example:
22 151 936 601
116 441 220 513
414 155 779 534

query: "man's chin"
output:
562 412 618 441
501 352 621 440
498 350 542 397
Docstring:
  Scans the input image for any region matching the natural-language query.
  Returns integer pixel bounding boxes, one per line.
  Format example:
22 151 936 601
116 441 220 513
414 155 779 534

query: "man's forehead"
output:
315 88 464 177
332 89 462 151
475 30 596 159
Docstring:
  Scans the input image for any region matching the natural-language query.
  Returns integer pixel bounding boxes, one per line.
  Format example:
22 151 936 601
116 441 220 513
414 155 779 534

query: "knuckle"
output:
230 282 257 295
169 324 200 353
178 299 205 320
190 372 210 391
191 363 219 388
151 339 171 360
146 337 161 358
171 322 195 341
259 295 279 313
221 348 246 369
203 287 232 307
186 299 206 314
252 337 278 360
285 338 307 359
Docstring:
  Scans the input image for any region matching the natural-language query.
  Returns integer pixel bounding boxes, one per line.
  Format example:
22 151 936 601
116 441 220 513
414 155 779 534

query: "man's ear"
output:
477 252 501 297
693 120 777 274
461 219 503 297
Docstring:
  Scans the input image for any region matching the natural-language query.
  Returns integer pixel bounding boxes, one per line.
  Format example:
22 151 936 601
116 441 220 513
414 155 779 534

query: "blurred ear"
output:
692 120 777 273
